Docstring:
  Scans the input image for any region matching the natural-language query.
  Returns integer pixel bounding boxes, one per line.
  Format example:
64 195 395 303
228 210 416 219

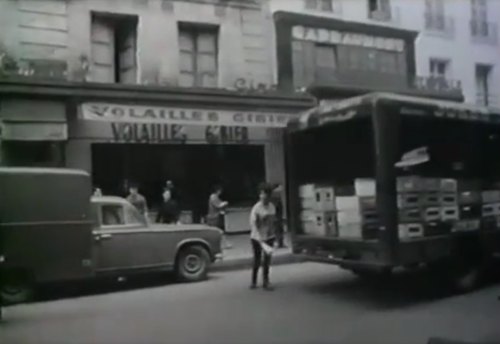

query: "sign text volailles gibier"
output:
81 103 292 128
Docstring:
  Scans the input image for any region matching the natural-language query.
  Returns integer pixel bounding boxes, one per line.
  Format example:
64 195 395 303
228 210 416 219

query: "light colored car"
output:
92 196 223 283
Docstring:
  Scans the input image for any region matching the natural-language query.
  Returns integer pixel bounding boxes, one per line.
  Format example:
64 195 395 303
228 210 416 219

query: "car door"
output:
93 202 170 273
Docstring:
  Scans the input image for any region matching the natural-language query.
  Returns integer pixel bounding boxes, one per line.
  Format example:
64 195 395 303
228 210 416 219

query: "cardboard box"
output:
459 205 481 220
399 223 424 240
337 210 361 226
452 220 480 233
482 190 500 203
482 204 496 217
355 179 376 196
458 191 482 205
337 223 362 239
398 193 421 209
441 206 459 221
424 222 452 236
336 196 360 211
440 179 458 192
314 211 337 236
422 178 441 191
299 184 315 198
399 208 422 223
439 193 458 207
314 186 336 211
423 207 441 222
421 192 440 207
397 176 423 192
300 197 316 210
359 196 377 211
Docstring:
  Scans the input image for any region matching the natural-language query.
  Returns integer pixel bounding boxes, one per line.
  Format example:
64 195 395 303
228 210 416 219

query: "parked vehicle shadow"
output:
29 273 221 304
305 267 500 311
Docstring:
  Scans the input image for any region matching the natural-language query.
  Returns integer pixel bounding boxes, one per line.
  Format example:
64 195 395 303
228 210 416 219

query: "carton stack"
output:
336 179 380 240
480 190 500 230
299 184 336 236
453 180 482 232
397 176 425 240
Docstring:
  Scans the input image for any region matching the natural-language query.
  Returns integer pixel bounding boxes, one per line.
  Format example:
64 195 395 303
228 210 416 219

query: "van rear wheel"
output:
1 271 34 305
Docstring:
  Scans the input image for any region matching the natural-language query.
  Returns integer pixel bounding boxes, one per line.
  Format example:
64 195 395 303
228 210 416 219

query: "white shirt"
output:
249 201 276 241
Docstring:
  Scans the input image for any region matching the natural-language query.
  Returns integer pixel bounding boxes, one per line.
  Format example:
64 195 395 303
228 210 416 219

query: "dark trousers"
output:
251 238 275 285
275 222 285 247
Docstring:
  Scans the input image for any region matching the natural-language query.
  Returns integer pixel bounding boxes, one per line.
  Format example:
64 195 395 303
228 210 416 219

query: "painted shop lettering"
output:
205 126 249 144
111 123 187 143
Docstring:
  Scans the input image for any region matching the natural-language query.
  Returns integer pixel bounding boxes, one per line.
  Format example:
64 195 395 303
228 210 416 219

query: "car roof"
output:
91 196 129 204
0 167 89 177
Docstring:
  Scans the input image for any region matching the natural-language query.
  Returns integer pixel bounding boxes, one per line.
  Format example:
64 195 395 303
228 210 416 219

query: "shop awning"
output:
0 99 67 141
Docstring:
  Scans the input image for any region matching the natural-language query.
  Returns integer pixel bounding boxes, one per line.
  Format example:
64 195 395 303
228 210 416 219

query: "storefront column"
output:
65 139 92 173
265 128 286 186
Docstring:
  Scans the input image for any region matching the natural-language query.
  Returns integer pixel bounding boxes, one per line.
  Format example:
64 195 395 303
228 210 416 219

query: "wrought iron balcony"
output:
368 6 400 25
470 20 498 45
424 12 455 37
305 69 463 100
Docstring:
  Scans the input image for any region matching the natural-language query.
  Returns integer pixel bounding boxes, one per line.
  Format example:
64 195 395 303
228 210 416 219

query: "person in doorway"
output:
272 183 287 248
164 180 179 202
207 185 232 249
126 184 148 218
156 189 180 224
249 183 277 291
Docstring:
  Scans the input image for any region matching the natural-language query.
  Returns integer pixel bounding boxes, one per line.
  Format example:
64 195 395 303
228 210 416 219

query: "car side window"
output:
101 205 125 226
124 203 145 226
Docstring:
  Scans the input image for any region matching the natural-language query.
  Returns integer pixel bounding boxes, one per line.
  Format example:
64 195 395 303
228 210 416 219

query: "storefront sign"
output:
111 123 187 143
205 126 249 144
81 103 292 128
292 25 405 52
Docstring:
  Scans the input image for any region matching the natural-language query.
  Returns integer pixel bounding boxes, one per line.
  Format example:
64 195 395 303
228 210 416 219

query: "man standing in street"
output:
272 183 287 248
127 184 148 218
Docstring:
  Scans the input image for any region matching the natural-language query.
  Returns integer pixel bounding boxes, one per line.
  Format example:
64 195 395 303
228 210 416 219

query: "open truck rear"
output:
285 92 500 292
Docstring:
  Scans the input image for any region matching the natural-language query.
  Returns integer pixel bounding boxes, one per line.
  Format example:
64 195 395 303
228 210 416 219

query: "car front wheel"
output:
176 245 210 282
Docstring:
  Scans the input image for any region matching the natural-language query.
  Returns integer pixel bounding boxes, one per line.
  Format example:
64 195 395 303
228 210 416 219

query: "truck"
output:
0 167 223 305
285 92 500 292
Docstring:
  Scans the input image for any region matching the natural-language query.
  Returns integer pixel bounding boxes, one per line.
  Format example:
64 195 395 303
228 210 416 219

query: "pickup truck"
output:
0 167 223 305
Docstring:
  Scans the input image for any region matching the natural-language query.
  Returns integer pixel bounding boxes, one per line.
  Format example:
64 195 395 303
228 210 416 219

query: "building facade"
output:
0 0 314 224
268 0 499 106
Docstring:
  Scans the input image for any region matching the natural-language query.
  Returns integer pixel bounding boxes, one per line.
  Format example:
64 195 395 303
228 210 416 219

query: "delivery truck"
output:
285 92 500 292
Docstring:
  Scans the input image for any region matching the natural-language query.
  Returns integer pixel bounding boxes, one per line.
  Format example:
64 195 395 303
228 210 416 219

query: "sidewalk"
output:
211 233 302 272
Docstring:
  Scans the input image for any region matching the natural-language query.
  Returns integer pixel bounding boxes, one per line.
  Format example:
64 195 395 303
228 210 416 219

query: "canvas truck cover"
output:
0 167 94 282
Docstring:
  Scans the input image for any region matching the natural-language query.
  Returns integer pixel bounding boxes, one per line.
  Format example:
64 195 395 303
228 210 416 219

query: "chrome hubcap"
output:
184 254 203 273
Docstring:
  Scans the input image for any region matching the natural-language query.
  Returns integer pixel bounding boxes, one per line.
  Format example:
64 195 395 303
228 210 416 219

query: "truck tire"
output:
176 245 210 283
1 270 34 305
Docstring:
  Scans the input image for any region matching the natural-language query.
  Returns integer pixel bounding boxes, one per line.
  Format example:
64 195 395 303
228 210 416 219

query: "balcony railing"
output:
470 20 498 45
308 68 462 99
424 12 455 37
476 92 499 107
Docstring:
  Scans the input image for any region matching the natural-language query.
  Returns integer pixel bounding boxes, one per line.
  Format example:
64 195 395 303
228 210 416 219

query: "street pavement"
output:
1 263 500 344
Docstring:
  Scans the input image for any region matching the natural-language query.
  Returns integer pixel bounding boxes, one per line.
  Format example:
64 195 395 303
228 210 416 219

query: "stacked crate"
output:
336 179 380 240
299 184 336 236
480 190 500 230
454 181 482 232
397 176 425 240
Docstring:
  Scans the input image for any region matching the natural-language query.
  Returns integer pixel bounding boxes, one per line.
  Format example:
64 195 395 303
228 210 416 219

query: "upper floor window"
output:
90 13 138 84
368 0 392 21
305 0 334 12
429 58 450 79
178 23 219 88
475 64 493 106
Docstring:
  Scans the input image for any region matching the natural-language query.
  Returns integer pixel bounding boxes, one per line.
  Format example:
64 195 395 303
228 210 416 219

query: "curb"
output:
211 253 303 273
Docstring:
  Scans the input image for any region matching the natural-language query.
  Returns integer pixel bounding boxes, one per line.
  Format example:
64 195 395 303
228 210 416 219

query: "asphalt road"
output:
1 263 500 344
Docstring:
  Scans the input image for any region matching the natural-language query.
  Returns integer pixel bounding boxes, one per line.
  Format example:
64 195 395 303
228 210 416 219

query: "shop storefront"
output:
0 79 314 231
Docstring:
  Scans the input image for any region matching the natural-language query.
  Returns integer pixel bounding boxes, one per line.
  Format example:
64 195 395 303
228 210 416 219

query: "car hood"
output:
148 223 223 234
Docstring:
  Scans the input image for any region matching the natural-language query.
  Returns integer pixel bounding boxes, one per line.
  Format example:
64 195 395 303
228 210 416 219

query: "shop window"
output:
178 23 219 88
314 44 337 79
91 13 138 84
1 141 64 167
429 58 450 79
305 0 334 12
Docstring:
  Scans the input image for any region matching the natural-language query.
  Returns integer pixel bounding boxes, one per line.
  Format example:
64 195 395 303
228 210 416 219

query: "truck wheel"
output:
176 245 210 282
1 271 34 305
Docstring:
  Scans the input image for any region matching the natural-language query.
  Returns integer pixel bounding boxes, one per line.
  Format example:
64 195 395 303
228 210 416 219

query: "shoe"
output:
249 283 257 290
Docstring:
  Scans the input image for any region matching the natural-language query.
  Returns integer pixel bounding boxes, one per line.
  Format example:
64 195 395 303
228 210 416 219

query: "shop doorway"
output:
91 143 265 221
